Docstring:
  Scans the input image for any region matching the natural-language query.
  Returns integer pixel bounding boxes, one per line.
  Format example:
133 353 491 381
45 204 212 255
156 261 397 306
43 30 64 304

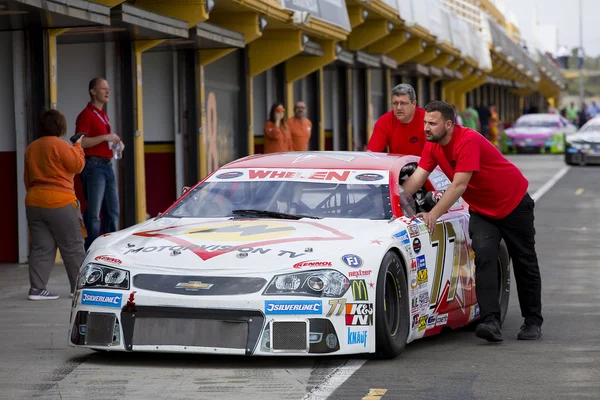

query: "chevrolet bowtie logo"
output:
175 281 214 291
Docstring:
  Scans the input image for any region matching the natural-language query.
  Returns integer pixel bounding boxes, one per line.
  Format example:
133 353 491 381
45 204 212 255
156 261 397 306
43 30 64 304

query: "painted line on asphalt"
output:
530 166 570 203
362 388 388 399
302 359 367 400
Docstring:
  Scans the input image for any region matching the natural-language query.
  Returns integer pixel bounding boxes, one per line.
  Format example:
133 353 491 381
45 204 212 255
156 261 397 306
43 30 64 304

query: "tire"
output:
375 251 410 359
498 240 511 325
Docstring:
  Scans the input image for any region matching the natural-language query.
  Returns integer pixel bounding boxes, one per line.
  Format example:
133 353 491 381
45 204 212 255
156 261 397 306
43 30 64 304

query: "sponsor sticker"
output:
341 254 363 268
410 259 417 273
94 255 122 264
347 327 368 347
348 269 372 278
418 291 429 306
418 315 428 332
413 238 421 253
469 304 480 321
216 171 243 179
436 313 448 326
185 221 296 242
393 230 410 245
408 224 420 238
264 300 322 314
412 314 420 329
355 173 384 182
293 260 333 269
427 315 436 328
81 290 123 308
417 264 428 285
416 255 426 270
345 303 373 326
350 279 369 301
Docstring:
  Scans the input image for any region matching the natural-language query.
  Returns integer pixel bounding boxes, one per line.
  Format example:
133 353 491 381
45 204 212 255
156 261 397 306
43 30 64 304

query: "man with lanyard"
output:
366 83 426 156
75 77 124 250
402 101 544 343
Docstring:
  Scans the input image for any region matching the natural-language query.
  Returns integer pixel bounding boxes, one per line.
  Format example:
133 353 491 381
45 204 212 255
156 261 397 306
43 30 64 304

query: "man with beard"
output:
366 83 426 156
401 100 544 343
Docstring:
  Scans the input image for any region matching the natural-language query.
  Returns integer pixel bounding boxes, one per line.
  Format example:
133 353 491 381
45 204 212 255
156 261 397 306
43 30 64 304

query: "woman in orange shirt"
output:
24 109 86 300
263 103 292 153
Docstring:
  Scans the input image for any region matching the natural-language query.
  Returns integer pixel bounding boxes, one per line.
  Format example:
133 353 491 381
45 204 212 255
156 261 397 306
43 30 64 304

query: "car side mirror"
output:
181 186 190 196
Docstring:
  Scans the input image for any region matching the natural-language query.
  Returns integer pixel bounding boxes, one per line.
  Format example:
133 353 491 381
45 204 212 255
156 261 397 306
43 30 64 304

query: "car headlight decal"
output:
77 263 130 290
264 269 350 298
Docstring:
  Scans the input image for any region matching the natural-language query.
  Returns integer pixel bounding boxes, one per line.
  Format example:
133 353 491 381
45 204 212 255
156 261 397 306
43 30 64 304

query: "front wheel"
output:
375 251 409 359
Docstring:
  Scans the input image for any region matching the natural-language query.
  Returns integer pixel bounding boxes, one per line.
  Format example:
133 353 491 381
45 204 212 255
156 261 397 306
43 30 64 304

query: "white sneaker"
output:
28 288 59 300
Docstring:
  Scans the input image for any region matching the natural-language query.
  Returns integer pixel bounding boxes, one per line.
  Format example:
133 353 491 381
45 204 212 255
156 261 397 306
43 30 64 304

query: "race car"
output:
503 113 576 154
68 151 511 358
564 116 600 165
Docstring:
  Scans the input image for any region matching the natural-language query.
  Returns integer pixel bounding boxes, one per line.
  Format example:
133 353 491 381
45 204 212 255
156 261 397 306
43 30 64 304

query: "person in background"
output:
476 104 491 139
586 100 600 118
24 109 86 300
566 102 579 125
76 77 123 251
402 100 544 343
264 102 292 154
453 105 463 125
287 101 312 151
577 103 589 128
366 83 426 156
461 102 481 132
489 104 500 149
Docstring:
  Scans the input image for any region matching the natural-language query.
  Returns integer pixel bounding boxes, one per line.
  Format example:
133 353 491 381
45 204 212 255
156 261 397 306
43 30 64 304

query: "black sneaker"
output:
475 318 503 342
518 322 543 340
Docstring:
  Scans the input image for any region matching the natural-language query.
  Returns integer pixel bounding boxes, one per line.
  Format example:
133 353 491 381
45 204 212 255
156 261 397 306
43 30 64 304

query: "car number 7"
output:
429 221 461 308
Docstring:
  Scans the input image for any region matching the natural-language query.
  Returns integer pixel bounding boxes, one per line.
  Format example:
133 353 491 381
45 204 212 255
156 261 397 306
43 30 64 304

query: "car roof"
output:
220 151 408 171
517 113 560 121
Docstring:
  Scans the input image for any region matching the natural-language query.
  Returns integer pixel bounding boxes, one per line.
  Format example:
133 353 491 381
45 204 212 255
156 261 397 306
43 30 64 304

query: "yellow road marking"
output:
576 188 584 195
362 388 388 399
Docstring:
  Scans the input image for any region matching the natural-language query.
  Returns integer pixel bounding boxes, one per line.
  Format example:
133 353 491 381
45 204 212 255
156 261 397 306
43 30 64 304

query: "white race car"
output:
69 152 510 358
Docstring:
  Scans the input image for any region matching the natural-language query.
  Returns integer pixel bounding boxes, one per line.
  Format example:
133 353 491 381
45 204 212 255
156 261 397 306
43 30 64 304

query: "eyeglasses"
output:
392 101 414 109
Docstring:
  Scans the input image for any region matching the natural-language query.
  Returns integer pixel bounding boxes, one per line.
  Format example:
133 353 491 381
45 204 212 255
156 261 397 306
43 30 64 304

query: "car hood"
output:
506 127 557 138
568 132 600 143
87 217 399 274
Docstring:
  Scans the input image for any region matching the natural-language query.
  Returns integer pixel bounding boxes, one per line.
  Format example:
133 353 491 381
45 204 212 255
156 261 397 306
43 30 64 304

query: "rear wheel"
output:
375 251 409 359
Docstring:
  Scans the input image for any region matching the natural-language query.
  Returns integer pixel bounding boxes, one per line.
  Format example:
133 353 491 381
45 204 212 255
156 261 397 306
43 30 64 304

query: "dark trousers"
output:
27 204 86 292
468 193 543 326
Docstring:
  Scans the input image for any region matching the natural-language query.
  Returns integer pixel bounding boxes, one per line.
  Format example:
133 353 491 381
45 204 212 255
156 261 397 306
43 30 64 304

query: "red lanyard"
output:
88 105 111 132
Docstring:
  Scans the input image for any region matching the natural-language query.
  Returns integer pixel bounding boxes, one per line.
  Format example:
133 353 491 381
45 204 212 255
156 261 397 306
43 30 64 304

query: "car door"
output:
421 169 473 316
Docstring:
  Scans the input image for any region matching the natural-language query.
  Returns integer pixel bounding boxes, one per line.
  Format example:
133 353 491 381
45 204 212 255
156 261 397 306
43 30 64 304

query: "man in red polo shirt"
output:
402 100 543 343
366 83 426 156
76 77 124 250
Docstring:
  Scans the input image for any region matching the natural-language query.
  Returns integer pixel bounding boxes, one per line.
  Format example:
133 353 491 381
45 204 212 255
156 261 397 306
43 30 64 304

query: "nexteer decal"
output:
348 269 372 278
264 300 322 314
94 255 122 264
293 260 333 269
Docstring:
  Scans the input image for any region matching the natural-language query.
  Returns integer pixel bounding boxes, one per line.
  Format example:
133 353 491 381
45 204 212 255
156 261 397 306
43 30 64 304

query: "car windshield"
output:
165 169 392 220
514 117 560 128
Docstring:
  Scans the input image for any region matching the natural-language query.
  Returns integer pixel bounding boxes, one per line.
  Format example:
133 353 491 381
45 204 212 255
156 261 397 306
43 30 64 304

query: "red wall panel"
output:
0 152 18 263
144 149 176 218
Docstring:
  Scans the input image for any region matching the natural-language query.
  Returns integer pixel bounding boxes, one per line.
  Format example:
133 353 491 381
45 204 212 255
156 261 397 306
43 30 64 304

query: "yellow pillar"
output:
48 28 70 109
318 68 325 151
134 39 165 223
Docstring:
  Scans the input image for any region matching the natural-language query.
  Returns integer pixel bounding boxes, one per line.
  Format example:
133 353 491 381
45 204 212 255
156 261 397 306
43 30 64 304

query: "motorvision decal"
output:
206 169 389 185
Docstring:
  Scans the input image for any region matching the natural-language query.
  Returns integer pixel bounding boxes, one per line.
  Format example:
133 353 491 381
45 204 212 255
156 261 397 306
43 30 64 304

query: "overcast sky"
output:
503 0 600 57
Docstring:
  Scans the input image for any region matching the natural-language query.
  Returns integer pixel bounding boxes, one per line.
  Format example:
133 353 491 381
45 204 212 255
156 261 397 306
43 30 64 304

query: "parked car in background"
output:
565 116 600 165
503 114 577 154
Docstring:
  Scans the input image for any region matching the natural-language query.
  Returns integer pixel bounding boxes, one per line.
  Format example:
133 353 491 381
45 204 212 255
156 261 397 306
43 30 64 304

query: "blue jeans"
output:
80 158 119 250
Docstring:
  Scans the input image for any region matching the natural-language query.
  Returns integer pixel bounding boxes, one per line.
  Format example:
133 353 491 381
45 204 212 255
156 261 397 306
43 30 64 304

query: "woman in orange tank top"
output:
263 102 292 153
